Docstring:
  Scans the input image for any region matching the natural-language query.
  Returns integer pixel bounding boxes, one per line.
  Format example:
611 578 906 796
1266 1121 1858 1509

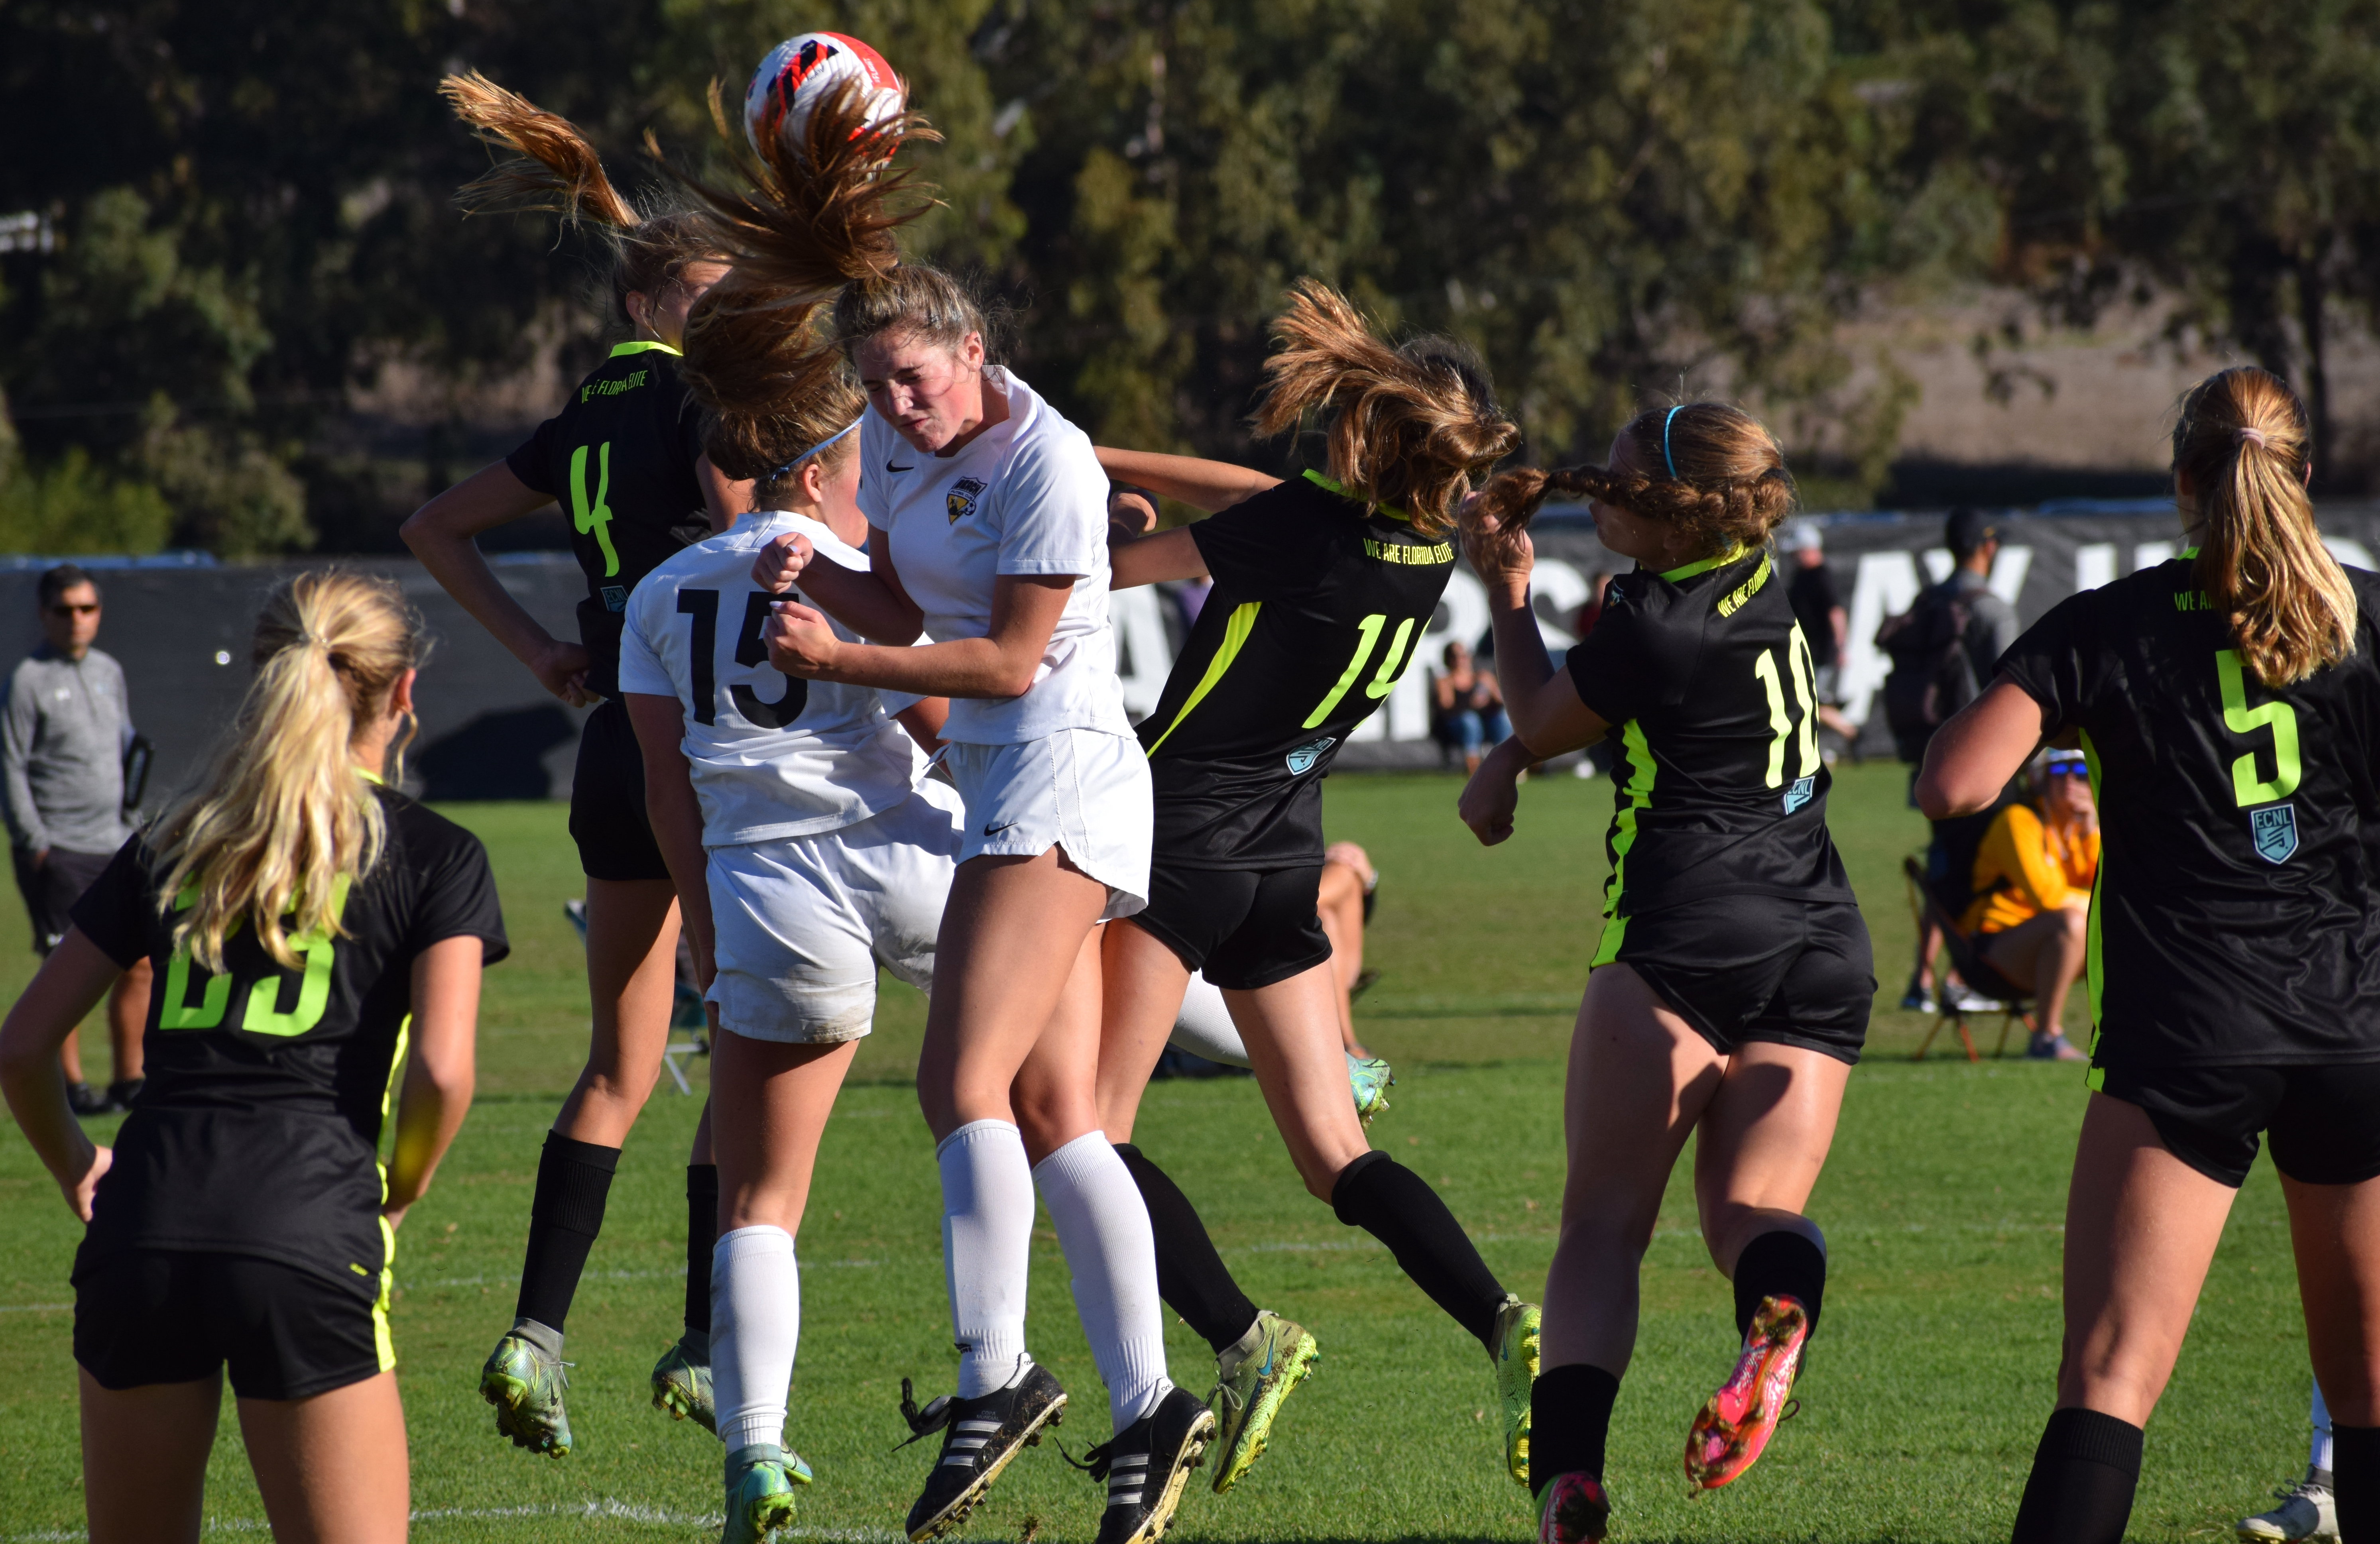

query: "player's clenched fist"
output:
764 599 840 678
751 531 816 594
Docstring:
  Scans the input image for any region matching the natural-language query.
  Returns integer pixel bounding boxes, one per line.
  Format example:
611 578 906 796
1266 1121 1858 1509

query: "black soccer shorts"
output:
75 1249 390 1401
1128 861 1333 991
1602 896 1874 1064
2096 1061 2380 1188
570 698 671 883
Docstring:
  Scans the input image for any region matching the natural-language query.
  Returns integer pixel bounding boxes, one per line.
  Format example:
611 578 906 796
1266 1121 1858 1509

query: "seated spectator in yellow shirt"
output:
1961 748 2099 1060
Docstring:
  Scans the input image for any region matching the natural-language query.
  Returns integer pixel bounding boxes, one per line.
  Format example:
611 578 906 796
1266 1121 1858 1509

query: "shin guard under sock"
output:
1330 1151 1508 1348
1035 1132 1172 1428
711 1225 799 1453
937 1120 1037 1400
1528 1363 1621 1497
2010 1407 2144 1544
515 1133 620 1334
1732 1228 1827 1340
1113 1143 1260 1355
684 1163 720 1341
2335 1422 2378 1544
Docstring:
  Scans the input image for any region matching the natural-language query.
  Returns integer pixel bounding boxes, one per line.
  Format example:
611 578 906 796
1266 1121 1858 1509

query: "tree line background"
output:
3 0 2378 557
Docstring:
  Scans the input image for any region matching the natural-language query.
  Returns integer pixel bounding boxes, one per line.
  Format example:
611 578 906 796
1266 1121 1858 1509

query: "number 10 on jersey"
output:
1755 625 1823 793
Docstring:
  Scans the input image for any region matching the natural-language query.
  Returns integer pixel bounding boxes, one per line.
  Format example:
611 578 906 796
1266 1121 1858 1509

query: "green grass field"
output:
0 764 2320 1540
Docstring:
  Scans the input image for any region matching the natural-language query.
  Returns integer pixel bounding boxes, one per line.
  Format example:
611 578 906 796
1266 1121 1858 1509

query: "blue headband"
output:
1662 405 1684 479
767 417 863 482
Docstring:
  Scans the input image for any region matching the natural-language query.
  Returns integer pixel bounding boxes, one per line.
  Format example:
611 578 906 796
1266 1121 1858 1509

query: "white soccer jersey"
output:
858 369 1133 746
619 510 924 847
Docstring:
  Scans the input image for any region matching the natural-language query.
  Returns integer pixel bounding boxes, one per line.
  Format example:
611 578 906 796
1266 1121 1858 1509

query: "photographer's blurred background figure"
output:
3 566 150 1115
1962 749 2097 1060
1780 522 1859 746
1880 508 2021 1010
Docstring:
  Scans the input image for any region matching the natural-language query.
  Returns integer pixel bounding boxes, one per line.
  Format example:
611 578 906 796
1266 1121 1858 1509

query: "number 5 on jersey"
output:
678 587 809 728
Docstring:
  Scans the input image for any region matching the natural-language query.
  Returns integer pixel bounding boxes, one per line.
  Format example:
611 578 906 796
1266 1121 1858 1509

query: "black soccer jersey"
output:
69 785 508 1298
1565 545 1855 949
507 340 711 695
1139 471 1456 867
1997 555 2380 1069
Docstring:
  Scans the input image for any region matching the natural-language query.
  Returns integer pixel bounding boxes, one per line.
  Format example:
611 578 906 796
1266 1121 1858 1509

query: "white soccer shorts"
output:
706 778 965 1043
942 727 1152 921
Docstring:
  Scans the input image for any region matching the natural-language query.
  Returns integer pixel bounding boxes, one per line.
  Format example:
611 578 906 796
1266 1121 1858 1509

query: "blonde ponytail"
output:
155 572 423 971
2173 367 2356 686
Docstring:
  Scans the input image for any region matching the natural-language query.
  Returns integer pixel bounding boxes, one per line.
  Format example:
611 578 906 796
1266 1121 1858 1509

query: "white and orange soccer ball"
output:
743 32 905 159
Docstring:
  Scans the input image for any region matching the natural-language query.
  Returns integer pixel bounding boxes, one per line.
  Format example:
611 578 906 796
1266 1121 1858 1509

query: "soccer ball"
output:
743 32 905 159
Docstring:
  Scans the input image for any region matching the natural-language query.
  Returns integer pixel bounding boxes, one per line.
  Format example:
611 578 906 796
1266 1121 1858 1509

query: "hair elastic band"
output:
2236 426 2269 450
767 417 864 482
1662 405 1684 479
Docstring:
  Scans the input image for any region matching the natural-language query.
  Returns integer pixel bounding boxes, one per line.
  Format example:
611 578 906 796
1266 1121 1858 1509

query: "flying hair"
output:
663 79 937 499
1249 279 1518 538
154 572 423 974
441 71 724 328
2173 366 2357 686
1466 401 1797 572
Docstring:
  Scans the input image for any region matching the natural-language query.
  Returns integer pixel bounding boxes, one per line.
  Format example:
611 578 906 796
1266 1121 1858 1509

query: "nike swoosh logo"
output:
1259 1348 1275 1378
887 460 915 472
983 819 1018 836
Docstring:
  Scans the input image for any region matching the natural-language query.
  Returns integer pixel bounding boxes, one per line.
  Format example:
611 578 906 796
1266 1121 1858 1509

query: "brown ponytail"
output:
1249 279 1518 538
2174 366 2356 686
441 71 724 330
1467 401 1797 572
662 79 937 501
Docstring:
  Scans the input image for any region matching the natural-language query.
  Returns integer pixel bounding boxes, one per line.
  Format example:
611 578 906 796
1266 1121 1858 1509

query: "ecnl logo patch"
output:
2251 803 2298 864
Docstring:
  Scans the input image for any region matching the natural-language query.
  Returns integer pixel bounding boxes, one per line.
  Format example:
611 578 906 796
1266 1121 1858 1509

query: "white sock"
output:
938 1120 1036 1400
711 1225 800 1453
2314 1378 2335 1475
1032 1131 1172 1428
1169 972 1250 1068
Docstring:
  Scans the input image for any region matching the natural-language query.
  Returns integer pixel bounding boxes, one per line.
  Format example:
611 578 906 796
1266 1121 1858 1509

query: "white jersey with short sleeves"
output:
619 511 924 847
859 369 1133 744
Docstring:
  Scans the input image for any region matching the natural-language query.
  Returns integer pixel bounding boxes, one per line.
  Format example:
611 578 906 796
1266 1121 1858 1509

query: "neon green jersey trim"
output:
609 340 682 358
1146 602 1262 756
1302 469 1412 523
2179 546 2201 559
1591 719 1657 967
1659 545 1749 583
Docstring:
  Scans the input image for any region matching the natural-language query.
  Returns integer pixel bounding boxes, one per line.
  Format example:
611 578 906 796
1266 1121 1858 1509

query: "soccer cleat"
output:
1684 1294 1809 1489
1347 1052 1395 1126
898 1363 1068 1542
1898 971 1930 1012
1536 1471 1611 1544
481 1319 574 1458
2239 1468 2337 1541
722 1444 799 1544
1207 1311 1319 1493
652 1332 717 1434
1490 1294 1542 1488
1079 1385 1217 1544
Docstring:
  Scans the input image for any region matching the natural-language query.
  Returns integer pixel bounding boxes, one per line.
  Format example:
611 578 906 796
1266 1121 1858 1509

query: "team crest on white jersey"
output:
947 476 988 524
2251 803 2298 864
1286 735 1336 775
1783 774 1816 814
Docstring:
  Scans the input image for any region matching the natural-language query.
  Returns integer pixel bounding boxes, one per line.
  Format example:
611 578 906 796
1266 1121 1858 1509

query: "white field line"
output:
5 1500 903 1540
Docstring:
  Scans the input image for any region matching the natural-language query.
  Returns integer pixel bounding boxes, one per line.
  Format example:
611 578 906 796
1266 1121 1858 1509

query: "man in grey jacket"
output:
3 564 151 1114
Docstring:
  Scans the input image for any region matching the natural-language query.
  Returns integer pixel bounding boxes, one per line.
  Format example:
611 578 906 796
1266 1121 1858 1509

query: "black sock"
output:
1528 1363 1621 1498
1114 1143 1260 1354
514 1133 620 1334
2335 1423 2379 1544
684 1162 719 1340
1733 1228 1827 1340
2010 1407 2143 1544
1330 1151 1508 1348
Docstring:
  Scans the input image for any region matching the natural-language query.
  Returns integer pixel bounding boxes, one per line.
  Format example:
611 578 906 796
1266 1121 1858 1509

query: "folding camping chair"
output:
1901 855 2033 1061
564 898 709 1094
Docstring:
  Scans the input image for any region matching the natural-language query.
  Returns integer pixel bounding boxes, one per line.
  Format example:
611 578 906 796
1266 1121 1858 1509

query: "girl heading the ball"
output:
405 73 750 1461
1459 403 1873 1542
1919 366 2380 1544
712 80 1212 1544
1086 281 1545 1497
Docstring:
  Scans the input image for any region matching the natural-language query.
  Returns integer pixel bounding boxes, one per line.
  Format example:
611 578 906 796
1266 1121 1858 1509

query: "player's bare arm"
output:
1094 447 1280 513
401 461 595 706
767 572 1073 699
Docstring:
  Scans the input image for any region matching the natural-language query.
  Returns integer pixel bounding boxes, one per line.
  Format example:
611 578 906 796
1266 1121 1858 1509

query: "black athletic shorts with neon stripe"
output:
1570 545 1873 1061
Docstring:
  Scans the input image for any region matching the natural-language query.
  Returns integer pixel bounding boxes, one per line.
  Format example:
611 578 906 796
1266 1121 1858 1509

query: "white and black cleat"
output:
1076 1386 1217 1544
897 1365 1067 1542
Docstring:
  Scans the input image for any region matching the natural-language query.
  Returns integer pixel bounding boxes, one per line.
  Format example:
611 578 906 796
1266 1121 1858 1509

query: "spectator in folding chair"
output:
1962 747 2098 1061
